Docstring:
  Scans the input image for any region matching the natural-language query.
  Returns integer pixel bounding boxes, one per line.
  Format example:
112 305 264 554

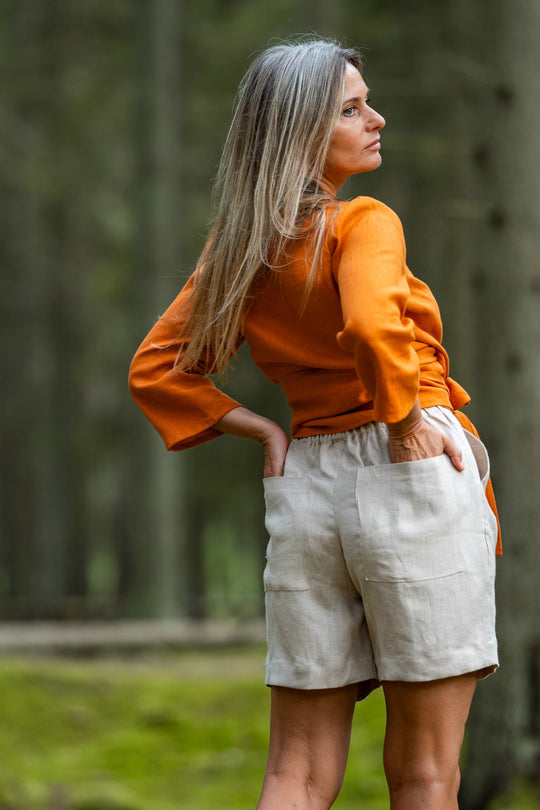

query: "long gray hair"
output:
175 37 363 374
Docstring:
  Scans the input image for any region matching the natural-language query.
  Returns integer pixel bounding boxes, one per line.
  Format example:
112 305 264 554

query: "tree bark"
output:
0 0 90 616
451 1 540 804
124 0 185 617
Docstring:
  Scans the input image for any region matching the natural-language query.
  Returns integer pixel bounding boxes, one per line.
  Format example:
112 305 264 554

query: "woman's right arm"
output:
332 199 463 469
387 400 464 470
333 199 419 425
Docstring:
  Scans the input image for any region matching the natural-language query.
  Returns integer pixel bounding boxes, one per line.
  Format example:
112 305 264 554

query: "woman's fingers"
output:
262 428 291 478
442 435 465 471
388 421 465 471
213 407 291 478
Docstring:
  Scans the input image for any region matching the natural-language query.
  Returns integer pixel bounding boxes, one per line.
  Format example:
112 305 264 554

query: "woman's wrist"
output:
214 406 287 445
386 400 423 439
214 406 290 478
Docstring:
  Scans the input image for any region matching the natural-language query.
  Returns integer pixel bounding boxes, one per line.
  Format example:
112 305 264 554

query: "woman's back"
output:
244 195 466 436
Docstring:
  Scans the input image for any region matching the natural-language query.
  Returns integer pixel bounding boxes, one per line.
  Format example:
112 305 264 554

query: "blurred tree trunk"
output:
0 0 89 615
451 1 540 805
39 0 89 605
0 1 43 608
123 0 185 617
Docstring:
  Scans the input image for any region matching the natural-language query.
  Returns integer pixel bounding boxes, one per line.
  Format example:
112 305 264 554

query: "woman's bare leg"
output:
383 673 478 810
257 684 357 810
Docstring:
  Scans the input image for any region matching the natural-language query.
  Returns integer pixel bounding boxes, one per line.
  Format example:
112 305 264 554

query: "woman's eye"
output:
343 107 356 117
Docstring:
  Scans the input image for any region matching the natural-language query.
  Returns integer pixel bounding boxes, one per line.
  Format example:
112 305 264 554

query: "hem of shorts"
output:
376 649 499 683
265 657 378 695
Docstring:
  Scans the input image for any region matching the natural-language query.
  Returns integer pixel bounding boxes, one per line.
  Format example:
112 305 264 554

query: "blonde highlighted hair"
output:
175 37 363 374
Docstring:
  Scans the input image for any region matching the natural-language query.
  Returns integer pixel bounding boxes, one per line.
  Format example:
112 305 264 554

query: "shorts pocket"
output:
462 429 490 490
461 430 498 553
355 454 468 583
263 476 311 592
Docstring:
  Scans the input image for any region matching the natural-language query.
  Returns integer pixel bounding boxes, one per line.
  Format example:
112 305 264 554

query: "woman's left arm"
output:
214 407 291 478
129 274 245 452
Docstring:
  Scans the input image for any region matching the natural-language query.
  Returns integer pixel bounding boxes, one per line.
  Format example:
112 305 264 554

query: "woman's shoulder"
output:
337 195 401 222
331 195 404 242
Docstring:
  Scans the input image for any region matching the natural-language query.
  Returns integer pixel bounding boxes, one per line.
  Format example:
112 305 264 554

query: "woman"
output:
129 37 500 810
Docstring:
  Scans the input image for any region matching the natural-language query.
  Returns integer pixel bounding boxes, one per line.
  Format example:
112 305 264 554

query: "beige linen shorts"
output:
262 406 498 699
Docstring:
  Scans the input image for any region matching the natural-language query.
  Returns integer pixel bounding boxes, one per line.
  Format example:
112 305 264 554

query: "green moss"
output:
1 650 537 810
0 649 389 809
488 779 540 810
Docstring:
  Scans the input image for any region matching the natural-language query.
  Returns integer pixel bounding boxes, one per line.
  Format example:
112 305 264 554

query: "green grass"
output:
488 782 540 810
0 648 538 809
0 647 387 810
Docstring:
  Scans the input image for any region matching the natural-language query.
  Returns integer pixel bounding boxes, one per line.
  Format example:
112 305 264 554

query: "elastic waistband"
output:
291 406 454 446
292 422 387 446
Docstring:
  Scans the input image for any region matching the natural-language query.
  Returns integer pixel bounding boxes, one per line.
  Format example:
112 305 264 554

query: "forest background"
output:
0 0 539 808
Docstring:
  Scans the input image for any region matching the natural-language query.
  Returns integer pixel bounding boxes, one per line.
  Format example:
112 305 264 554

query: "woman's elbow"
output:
128 351 149 403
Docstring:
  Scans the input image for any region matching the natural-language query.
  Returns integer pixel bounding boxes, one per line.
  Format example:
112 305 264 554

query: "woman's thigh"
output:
382 673 478 786
260 685 358 803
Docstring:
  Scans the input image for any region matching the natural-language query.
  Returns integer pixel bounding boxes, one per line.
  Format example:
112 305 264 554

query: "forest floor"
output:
0 646 538 810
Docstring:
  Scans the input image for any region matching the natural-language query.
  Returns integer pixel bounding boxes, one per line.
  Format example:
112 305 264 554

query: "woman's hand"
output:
214 406 291 478
387 401 464 471
259 422 291 478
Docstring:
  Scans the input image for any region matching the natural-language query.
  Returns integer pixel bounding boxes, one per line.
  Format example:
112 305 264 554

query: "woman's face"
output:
322 63 386 194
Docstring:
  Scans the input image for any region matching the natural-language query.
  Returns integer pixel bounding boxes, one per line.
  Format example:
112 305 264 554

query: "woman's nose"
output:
373 111 386 130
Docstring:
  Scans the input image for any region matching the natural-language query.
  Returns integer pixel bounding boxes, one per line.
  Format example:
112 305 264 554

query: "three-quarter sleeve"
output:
128 274 244 451
332 198 419 423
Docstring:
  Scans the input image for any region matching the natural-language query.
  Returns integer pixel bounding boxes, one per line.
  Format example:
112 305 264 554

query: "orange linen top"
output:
129 196 501 553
